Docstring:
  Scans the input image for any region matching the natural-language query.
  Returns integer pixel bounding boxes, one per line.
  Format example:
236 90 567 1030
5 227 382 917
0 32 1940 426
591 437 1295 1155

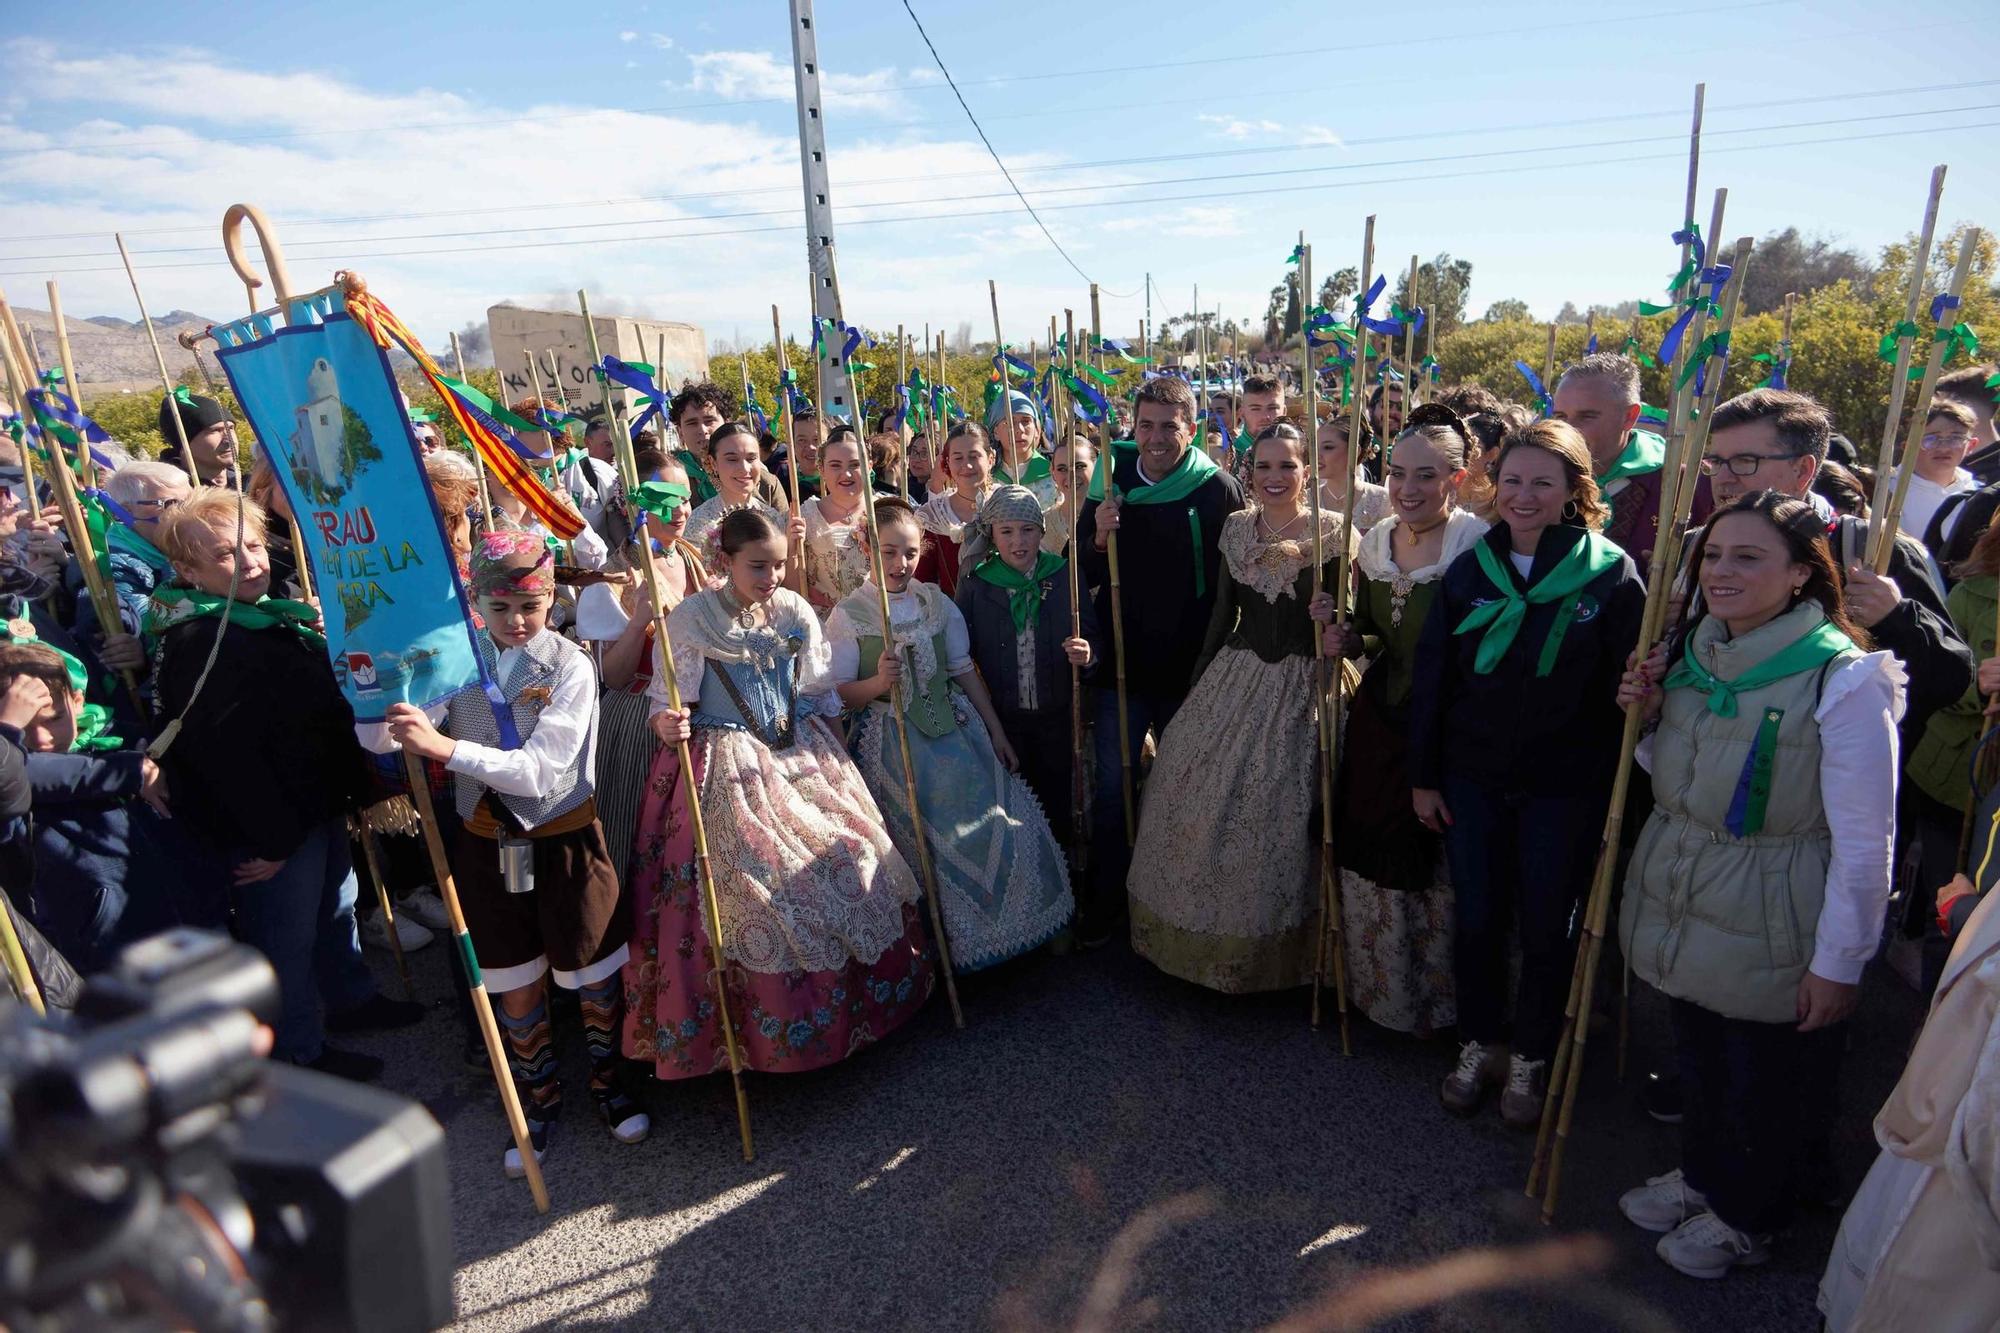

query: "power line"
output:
14 99 1988 264
7 73 1991 247
7 115 1988 279
899 0 1135 296
0 0 1797 158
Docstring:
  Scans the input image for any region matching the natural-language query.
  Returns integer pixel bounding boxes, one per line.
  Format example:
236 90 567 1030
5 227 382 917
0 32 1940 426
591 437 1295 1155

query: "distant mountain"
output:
9 306 225 396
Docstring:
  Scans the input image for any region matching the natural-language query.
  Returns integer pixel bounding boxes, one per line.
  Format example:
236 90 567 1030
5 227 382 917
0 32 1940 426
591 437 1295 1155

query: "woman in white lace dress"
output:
623 506 933 1076
799 426 876 619
1127 424 1345 992
1317 415 1391 535
681 421 793 564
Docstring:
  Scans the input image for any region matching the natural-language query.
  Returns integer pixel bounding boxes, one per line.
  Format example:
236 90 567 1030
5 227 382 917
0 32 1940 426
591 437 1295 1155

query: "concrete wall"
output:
486 306 707 420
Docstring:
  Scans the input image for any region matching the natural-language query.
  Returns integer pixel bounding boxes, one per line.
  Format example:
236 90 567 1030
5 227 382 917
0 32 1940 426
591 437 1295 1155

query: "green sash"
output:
142 586 326 652
1455 532 1623 676
994 454 1052 487
673 450 718 505
971 550 1066 634
1597 430 1666 487
1084 442 1223 597
106 521 173 576
1663 618 1855 718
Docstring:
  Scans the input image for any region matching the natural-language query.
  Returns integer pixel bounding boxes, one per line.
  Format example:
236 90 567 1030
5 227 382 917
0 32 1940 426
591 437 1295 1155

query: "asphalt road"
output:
349 934 1923 1332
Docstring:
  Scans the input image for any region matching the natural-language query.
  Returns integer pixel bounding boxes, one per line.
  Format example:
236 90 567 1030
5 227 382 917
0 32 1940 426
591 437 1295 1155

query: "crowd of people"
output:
3 345 1998 1325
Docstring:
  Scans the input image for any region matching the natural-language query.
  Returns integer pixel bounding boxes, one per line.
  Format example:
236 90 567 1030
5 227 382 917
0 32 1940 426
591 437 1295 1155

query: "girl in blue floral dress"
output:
622 506 933 1076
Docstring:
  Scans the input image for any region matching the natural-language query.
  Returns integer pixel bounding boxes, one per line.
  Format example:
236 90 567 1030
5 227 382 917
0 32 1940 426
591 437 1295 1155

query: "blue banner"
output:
214 308 484 722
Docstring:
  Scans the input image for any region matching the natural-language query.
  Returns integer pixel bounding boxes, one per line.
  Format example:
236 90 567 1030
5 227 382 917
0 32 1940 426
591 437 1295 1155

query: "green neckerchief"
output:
1455 531 1623 676
1085 441 1224 597
994 453 1052 487
1086 440 1221 505
971 549 1066 634
673 450 718 505
0 623 123 752
1663 616 1855 718
1597 429 1666 487
1232 427 1255 457
105 520 174 575
142 585 326 652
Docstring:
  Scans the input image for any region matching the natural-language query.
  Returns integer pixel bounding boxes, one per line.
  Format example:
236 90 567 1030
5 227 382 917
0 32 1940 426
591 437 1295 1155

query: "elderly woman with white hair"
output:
73 459 192 684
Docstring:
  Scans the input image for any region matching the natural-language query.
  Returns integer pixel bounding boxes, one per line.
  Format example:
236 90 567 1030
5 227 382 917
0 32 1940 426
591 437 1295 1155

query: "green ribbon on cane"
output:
1877 320 1922 364
631 479 691 522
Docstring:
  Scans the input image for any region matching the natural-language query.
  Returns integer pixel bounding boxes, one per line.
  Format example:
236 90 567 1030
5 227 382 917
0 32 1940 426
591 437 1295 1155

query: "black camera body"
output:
0 929 454 1332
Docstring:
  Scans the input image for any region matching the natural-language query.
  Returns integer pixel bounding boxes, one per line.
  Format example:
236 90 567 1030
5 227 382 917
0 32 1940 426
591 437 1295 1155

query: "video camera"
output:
0 929 453 1332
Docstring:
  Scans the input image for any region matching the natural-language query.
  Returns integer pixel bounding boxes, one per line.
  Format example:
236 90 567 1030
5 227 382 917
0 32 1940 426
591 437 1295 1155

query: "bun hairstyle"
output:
862 495 923 545
1491 419 1609 532
1395 403 1473 471
714 504 785 558
705 420 760 458
1672 489 1870 658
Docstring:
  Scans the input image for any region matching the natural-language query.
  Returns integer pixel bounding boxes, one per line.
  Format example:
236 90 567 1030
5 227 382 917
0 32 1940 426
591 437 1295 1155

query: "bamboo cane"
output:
1871 232 1980 572
1401 254 1420 417
356 820 416 1002
771 306 808 596
1529 236 1756 1225
1314 226 1363 1052
544 349 574 414
1195 283 1209 449
1072 301 1094 879
1103 407 1137 848
115 235 202 488
450 333 495 523
45 281 94 490
0 290 46 510
1544 179 1731 1176
581 289 756 1157
0 889 43 1014
0 323 145 717
1868 167 1949 531
403 753 550 1210
989 281 1021 480
1542 322 1559 413
896 325 911 501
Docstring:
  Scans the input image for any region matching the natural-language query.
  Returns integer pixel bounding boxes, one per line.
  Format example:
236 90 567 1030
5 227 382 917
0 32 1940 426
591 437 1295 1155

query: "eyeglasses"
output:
1700 452 1801 477
1922 431 1973 449
130 497 181 512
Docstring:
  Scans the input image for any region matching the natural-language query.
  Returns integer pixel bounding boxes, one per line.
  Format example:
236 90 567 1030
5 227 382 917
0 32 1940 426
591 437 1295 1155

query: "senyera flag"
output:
211 285 495 721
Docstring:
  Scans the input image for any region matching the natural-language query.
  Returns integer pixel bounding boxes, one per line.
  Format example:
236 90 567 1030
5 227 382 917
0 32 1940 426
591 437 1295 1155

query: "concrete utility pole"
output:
788 0 858 424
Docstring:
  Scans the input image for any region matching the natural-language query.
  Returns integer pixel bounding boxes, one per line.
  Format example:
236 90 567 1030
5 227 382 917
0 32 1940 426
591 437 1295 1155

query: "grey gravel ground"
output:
349 935 1922 1333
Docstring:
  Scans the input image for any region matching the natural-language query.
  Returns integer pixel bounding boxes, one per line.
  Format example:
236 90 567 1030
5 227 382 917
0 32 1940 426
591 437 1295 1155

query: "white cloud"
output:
1197 114 1284 140
648 33 675 51
1101 205 1245 239
679 49 922 116
619 30 637 43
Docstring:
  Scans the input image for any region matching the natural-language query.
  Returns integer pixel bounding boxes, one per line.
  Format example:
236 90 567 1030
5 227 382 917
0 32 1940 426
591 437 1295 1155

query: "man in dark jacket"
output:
151 489 418 1080
1696 389 1971 741
1078 376 1244 943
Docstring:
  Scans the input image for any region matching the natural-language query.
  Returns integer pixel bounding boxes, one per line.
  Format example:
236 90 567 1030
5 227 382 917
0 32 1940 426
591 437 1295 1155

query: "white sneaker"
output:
1656 1210 1770 1279
1500 1055 1548 1130
395 887 454 933
1619 1169 1711 1234
1440 1040 1508 1114
503 1120 552 1179
361 910 434 953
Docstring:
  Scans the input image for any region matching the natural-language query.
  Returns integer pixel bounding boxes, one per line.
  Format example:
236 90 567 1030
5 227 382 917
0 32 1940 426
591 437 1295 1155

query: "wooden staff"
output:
1423 266 1438 397
0 319 145 716
44 280 95 490
1528 229 1757 1226
989 282 1013 473
895 324 911 501
120 231 197 482
1541 322 1559 411
1401 254 1420 414
0 288 45 508
450 333 495 522
581 288 756 1156
355 820 416 1002
217 216 313 592
1194 284 1210 454
1871 230 1981 571
1102 343 1138 847
403 752 550 1209
771 306 808 596
1069 305 1092 877
736 346 756 432
1312 227 1359 1052
0 888 43 1014
544 349 574 414
1868 166 1948 531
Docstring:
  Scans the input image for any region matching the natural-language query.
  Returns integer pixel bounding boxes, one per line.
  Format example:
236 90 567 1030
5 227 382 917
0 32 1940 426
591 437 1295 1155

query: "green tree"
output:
1481 298 1531 324
1394 254 1474 337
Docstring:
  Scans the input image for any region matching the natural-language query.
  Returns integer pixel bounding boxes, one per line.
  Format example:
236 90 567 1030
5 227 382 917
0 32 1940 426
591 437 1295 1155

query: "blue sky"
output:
3 0 1997 353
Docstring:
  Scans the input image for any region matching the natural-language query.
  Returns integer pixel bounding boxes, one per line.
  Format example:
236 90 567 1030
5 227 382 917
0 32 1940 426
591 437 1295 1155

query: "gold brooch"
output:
516 685 553 710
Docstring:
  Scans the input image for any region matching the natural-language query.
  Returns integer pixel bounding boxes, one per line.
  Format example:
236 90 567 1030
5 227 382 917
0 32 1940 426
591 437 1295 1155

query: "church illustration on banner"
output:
288 355 382 504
